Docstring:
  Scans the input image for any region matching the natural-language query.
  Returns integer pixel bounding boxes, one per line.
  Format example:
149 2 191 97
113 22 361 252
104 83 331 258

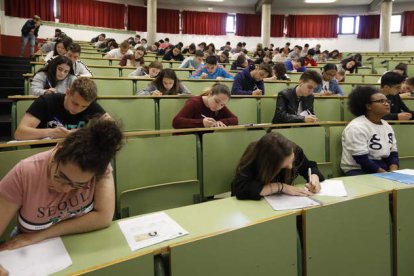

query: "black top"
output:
231 146 325 200
272 87 315 124
21 19 39 37
383 94 414 121
27 93 105 130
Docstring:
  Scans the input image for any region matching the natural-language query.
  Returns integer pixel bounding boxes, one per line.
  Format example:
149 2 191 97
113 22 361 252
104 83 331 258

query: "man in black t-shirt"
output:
15 78 108 140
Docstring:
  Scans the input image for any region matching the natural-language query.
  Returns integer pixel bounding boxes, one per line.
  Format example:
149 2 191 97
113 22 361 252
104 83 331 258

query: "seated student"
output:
314 64 344 96
217 51 230 64
220 41 231 51
128 61 163 78
377 63 408 83
63 43 92 77
31 55 76 96
0 118 123 250
172 83 238 128
119 46 145 67
284 57 306 72
401 77 414 96
341 86 399 176
254 52 274 67
179 50 204 69
272 70 322 124
182 43 196 55
339 54 361 74
303 49 317 66
328 49 341 60
380 72 414 121
162 45 185 62
231 42 243 54
231 63 272 95
16 78 107 140
43 36 73 62
231 132 323 200
137 68 190 96
190 55 234 80
92 33 106 46
265 62 290 81
286 45 302 60
104 41 132 59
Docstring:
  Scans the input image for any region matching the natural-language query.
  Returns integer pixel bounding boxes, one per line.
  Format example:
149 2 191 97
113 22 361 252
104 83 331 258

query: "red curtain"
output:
128 5 147 31
235 13 261 36
271 14 285 37
59 0 125 29
182 11 227 35
402 11 414 36
286 15 338 38
5 0 54 21
157 9 179 34
357 15 380 39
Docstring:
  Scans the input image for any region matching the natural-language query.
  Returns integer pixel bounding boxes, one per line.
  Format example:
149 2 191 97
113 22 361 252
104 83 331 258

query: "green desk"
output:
305 176 393 276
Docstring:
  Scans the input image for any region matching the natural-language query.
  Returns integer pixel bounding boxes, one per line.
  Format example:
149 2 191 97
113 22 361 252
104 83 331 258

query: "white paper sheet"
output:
118 212 188 251
265 194 321 211
394 169 414 176
317 180 348 197
0 237 72 276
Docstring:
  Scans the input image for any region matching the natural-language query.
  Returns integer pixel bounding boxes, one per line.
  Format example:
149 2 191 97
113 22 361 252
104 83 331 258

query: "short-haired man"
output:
190 55 234 80
15 78 108 140
287 45 302 60
284 57 307 72
380 71 414 121
179 50 204 70
19 15 41 58
272 70 322 124
231 64 273 95
104 41 132 59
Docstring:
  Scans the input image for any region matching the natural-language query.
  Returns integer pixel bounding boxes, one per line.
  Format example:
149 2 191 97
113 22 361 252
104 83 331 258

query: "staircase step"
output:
0 87 24 98
0 55 31 65
0 77 24 87
0 70 30 77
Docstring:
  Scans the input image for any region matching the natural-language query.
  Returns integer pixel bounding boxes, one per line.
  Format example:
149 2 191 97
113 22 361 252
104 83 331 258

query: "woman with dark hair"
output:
162 45 184 61
182 43 196 55
339 54 361 74
266 62 290 81
231 132 323 200
137 68 190 96
0 118 123 250
129 61 163 78
44 36 73 62
119 46 146 67
328 49 341 60
314 63 344 96
31 55 76 96
341 86 399 176
217 50 230 64
173 83 238 128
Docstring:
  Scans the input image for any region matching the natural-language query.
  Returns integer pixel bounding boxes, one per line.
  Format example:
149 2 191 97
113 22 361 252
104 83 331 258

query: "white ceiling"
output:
156 0 414 10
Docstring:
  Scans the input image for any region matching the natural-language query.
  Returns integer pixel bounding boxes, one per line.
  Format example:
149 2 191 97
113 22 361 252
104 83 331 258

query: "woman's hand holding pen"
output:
44 88 56 94
202 115 216 128
305 174 321 193
283 185 314 196
304 115 318 123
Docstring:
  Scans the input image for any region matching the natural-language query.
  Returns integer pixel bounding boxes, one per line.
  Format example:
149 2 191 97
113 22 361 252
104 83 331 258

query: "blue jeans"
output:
20 34 36 57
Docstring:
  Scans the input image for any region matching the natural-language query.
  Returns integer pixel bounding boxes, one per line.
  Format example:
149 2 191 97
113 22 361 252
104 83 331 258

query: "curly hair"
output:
348 86 379 117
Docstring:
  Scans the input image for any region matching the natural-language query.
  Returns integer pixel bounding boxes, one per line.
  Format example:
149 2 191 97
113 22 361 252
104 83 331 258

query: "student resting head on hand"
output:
0 118 123 250
173 83 238 129
231 132 324 200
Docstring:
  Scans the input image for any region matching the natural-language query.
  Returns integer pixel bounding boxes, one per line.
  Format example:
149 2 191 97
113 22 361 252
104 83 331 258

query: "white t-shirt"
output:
106 48 133 59
322 80 330 92
341 115 398 172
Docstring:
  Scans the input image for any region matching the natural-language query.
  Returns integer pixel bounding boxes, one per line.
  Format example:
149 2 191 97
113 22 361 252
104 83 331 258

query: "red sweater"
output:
173 96 238 129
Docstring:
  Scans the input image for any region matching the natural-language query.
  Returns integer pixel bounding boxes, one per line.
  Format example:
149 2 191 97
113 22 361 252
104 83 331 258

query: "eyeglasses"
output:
370 99 391 105
52 161 91 190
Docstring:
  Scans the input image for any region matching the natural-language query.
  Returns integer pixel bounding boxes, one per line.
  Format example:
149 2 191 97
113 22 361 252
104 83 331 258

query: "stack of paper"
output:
0 237 72 275
118 212 188 251
265 194 321 211
317 180 348 197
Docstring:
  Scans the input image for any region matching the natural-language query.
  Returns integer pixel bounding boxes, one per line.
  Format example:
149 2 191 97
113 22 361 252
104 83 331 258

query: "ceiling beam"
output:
368 0 383 12
255 0 273 13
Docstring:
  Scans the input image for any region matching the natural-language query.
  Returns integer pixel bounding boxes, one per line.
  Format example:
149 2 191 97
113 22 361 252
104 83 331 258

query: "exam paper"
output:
265 194 321 211
317 180 348 197
394 169 414 176
118 212 188 251
0 237 72 276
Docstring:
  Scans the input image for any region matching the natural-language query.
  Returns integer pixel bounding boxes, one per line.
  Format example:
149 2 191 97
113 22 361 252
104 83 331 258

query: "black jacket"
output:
21 19 39 37
231 146 325 200
272 87 315 124
383 94 414 120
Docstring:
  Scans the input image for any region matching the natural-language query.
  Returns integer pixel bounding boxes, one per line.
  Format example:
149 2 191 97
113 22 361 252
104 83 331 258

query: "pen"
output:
46 78 53 89
53 116 64 128
201 114 207 118
308 168 313 186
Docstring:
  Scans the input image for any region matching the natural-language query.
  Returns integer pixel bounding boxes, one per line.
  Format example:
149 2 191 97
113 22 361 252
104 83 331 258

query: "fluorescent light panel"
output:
305 0 336 3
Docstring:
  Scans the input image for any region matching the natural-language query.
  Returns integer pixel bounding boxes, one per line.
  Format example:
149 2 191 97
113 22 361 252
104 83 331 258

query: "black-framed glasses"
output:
53 161 91 190
370 99 391 105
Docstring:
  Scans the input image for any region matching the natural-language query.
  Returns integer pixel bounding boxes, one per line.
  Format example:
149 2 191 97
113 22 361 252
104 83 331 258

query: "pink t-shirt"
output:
0 149 112 232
